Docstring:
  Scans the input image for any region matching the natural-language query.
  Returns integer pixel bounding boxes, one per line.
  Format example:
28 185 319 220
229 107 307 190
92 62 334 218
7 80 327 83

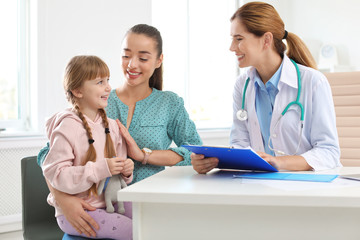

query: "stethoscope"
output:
236 59 304 156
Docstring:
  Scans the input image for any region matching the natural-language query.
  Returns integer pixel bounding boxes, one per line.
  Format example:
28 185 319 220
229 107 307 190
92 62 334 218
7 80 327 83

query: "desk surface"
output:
118 166 360 208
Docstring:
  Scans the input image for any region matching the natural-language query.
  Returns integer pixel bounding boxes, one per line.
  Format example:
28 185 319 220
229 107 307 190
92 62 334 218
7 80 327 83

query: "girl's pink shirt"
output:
42 108 132 217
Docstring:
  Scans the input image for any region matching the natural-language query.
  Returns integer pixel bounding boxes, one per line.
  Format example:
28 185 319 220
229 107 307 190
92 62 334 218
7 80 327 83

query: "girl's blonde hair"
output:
231 1 317 69
64 55 116 196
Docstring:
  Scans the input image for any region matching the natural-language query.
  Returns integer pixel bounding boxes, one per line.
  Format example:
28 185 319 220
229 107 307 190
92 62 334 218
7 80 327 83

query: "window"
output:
152 0 239 129
0 0 29 133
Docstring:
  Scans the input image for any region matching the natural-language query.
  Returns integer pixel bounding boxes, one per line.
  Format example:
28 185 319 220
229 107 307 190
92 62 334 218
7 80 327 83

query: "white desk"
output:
118 166 360 240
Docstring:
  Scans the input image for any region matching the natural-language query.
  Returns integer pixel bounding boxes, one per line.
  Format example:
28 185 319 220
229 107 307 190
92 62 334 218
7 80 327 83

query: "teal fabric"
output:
37 142 49 166
37 88 202 184
106 88 202 183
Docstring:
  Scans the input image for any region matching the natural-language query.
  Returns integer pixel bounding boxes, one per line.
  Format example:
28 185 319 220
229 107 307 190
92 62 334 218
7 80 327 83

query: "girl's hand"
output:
257 151 281 170
116 119 144 162
106 157 125 175
122 158 134 177
191 153 219 174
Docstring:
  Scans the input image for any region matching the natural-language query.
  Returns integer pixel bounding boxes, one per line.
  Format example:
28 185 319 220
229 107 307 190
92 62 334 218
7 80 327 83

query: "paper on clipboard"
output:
182 145 278 172
233 172 338 182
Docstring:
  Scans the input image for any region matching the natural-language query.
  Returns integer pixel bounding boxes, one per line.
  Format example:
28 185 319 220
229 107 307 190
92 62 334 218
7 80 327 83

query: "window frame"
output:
0 0 30 134
152 0 240 130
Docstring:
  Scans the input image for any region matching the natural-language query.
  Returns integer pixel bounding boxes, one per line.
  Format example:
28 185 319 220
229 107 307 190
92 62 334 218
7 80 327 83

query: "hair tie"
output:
88 139 95 144
283 30 288 39
105 128 110 134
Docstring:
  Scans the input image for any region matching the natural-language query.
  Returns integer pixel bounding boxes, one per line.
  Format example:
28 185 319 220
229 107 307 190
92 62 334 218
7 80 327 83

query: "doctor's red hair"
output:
231 1 317 69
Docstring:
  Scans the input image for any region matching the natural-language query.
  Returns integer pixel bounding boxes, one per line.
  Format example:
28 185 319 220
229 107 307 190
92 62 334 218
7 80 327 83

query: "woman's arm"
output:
116 119 183 166
46 179 99 237
257 152 312 171
40 146 100 237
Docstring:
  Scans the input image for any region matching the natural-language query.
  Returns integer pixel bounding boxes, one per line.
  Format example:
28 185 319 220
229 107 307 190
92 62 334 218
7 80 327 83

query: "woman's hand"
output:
59 195 99 237
47 181 99 237
257 151 312 171
191 153 219 174
122 158 134 177
116 119 144 162
257 151 281 170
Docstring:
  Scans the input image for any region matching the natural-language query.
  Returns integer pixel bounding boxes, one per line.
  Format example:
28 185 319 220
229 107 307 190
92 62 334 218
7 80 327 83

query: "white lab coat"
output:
230 55 341 171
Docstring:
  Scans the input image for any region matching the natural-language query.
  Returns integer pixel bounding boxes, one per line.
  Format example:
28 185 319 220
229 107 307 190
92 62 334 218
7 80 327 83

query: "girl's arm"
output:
43 119 111 194
39 144 100 237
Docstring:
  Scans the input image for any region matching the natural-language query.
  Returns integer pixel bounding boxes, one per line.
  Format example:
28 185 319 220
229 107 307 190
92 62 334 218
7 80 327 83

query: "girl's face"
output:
72 76 111 118
229 19 264 69
121 33 163 88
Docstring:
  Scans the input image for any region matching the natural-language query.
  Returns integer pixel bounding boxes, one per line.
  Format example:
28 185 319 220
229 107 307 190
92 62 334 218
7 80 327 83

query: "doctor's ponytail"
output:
284 32 317 69
231 2 317 69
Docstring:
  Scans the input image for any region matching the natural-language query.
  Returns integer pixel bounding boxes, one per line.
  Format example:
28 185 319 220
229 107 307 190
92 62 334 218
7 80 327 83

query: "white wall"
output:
33 0 152 133
0 0 153 233
250 0 360 72
32 0 360 133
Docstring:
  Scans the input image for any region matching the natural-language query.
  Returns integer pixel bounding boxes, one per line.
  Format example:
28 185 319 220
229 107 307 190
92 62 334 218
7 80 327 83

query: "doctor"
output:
191 2 341 174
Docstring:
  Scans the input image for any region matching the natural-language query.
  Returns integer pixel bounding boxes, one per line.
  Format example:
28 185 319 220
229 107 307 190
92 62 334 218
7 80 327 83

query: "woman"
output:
38 24 202 238
192 2 341 174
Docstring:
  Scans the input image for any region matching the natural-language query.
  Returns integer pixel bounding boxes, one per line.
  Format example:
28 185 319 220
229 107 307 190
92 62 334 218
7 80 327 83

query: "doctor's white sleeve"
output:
300 75 341 170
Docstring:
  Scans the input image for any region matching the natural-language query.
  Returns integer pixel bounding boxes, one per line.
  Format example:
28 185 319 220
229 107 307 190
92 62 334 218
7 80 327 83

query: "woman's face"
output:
121 33 163 88
229 19 263 68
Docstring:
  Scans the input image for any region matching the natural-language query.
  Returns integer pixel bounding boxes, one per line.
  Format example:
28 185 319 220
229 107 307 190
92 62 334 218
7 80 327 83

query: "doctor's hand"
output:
116 119 144 162
257 151 282 170
191 153 219 174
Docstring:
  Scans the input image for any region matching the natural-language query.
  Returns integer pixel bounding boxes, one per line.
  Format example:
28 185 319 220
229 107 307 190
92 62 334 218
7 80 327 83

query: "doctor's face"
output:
229 19 263 68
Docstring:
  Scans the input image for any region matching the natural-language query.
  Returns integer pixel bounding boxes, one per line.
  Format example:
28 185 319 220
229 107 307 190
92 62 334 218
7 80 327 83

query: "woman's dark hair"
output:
128 24 163 90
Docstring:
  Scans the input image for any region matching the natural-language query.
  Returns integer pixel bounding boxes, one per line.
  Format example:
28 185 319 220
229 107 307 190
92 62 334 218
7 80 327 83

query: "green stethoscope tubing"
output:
241 59 304 121
282 59 304 120
240 59 304 155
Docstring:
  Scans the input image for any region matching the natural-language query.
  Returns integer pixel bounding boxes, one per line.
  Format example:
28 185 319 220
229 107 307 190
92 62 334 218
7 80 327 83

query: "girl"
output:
192 1 341 173
42 55 134 240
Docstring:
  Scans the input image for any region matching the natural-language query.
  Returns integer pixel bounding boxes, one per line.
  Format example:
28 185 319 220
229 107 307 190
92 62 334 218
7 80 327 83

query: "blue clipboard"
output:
182 145 278 172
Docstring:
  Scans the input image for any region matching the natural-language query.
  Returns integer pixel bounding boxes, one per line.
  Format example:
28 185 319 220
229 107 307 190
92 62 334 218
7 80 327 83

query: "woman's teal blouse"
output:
105 88 202 183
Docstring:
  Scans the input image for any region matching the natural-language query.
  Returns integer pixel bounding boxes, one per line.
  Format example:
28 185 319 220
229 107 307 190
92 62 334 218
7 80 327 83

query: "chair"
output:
325 71 360 166
21 156 64 240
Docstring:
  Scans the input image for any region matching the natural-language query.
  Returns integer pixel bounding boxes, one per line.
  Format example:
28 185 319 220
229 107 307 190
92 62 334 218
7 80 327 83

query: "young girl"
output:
42 55 134 240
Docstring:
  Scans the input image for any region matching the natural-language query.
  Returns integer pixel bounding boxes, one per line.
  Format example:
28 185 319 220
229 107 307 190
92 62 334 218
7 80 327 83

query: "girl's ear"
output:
71 88 83 98
156 53 163 69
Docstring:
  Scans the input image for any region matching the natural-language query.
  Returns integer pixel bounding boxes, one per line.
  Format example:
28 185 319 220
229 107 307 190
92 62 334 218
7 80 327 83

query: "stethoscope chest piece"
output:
237 109 248 121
